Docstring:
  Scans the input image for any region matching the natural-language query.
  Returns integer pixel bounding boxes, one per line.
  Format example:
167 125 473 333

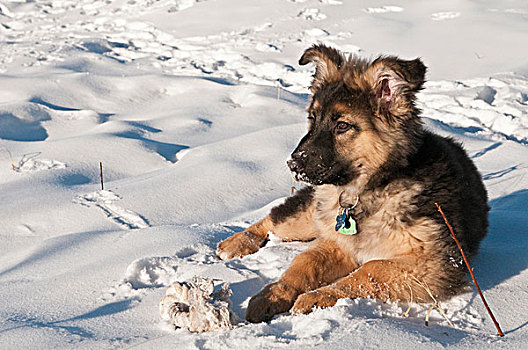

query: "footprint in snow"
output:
12 152 66 173
102 243 251 302
75 190 149 230
303 28 330 38
167 0 206 13
292 0 342 4
363 6 404 14
431 12 461 21
319 0 343 5
503 9 528 15
297 8 327 21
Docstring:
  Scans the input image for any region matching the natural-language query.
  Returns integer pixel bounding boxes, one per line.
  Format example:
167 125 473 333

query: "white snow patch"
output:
319 0 343 5
297 8 327 21
304 28 330 37
420 75 528 143
364 6 404 14
167 0 207 13
0 2 14 18
431 12 461 21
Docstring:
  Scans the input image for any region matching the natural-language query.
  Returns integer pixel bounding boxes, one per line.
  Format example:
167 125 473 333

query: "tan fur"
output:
272 209 319 242
333 103 389 176
220 178 448 322
246 239 357 323
292 258 435 315
341 129 388 178
316 181 433 265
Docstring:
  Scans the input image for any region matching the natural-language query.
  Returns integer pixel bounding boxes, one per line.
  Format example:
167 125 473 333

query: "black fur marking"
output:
299 44 345 68
290 128 349 185
406 131 489 258
362 130 488 259
270 186 315 225
372 56 427 91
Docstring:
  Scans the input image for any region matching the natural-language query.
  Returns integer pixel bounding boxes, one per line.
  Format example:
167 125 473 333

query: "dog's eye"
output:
307 112 316 121
335 121 353 133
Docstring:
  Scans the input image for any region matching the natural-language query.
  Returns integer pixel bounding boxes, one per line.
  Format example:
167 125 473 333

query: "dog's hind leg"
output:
245 239 357 323
217 186 318 260
291 257 450 315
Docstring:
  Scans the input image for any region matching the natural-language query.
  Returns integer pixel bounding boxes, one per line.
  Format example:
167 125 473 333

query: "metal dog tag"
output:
335 209 358 235
335 211 347 231
338 215 357 235
335 193 359 235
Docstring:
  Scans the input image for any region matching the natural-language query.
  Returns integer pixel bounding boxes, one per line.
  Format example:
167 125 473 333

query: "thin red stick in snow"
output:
434 203 504 337
100 162 104 191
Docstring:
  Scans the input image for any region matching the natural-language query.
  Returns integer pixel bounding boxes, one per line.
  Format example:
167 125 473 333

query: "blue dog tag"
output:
335 212 347 231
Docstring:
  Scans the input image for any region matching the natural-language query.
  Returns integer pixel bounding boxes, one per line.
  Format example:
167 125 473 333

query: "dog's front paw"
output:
291 288 340 315
216 231 267 260
245 282 299 323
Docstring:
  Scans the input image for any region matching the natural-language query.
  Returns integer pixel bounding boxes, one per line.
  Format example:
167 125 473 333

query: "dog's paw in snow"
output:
216 230 267 260
245 282 299 323
292 288 340 315
159 277 234 332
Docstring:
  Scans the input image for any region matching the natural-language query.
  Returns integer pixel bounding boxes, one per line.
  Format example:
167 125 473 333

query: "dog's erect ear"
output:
299 44 345 92
366 57 426 117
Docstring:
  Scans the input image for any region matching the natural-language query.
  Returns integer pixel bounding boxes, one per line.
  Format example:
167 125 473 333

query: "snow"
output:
0 0 527 348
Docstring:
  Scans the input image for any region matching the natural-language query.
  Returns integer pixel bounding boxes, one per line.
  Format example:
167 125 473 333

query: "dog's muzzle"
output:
287 158 302 174
287 155 318 183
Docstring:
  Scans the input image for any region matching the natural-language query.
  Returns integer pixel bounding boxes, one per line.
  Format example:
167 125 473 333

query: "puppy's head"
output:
288 44 426 186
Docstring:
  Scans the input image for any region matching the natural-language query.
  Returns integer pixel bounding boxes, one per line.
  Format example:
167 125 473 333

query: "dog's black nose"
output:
287 158 301 173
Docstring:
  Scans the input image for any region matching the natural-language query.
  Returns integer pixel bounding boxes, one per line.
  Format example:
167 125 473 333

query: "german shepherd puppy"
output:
217 44 489 323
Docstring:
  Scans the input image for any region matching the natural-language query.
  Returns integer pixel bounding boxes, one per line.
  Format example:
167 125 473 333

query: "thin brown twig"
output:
435 203 504 337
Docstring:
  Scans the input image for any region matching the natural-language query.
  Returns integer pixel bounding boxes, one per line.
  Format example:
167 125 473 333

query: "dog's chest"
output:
314 183 424 264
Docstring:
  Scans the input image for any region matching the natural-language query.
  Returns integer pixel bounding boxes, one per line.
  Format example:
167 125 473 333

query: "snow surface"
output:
0 0 527 348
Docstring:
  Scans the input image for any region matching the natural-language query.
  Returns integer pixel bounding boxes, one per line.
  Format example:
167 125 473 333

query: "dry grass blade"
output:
411 275 455 328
